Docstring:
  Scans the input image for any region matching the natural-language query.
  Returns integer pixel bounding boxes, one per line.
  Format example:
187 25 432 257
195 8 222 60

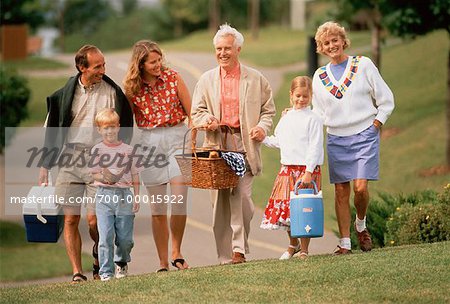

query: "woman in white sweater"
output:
312 21 395 255
260 76 324 260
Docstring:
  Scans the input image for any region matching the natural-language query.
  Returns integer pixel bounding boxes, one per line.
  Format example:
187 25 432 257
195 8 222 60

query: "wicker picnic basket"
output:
175 126 243 190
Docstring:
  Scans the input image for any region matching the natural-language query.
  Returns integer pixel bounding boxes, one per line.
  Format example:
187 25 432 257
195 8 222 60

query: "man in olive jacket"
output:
38 45 133 283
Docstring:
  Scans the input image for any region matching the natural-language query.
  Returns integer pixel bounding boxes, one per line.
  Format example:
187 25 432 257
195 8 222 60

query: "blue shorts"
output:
327 125 380 184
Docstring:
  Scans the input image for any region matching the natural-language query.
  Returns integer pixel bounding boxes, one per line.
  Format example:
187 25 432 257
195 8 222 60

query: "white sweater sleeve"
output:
305 116 324 173
262 118 282 148
367 59 395 124
262 134 280 148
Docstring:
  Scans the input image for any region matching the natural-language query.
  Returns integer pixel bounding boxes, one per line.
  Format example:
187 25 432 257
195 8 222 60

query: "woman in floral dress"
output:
124 40 191 271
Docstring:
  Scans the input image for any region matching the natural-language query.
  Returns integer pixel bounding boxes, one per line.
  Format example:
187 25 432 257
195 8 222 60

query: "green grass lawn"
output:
161 25 372 67
1 241 449 303
0 221 93 282
20 77 69 127
1 57 68 71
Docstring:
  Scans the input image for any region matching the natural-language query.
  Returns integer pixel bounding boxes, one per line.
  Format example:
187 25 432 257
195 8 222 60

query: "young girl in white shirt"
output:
260 76 324 260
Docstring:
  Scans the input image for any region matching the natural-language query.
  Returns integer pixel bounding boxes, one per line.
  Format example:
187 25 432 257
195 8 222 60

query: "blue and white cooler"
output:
290 181 324 238
22 183 64 243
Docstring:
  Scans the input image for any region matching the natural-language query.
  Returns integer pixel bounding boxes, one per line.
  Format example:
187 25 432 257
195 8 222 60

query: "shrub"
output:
346 190 441 250
385 203 450 246
0 65 30 153
438 183 450 205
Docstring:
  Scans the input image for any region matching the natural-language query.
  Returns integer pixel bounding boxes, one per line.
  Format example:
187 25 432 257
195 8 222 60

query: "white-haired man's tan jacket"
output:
191 64 276 264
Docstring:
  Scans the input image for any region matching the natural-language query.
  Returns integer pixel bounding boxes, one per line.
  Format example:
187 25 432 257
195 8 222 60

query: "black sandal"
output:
171 258 188 270
71 273 87 284
156 268 168 273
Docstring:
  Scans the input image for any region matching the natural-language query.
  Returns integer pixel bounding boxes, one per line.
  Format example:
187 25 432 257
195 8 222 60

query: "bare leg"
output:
353 179 369 220
148 184 170 270
169 175 188 269
287 231 299 247
286 231 300 256
300 238 310 254
334 182 351 238
63 206 82 275
353 179 372 251
152 215 169 269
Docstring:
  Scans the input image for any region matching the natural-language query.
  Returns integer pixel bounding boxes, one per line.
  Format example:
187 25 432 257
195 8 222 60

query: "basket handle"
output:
180 126 209 161
180 127 197 160
294 180 318 195
181 125 239 159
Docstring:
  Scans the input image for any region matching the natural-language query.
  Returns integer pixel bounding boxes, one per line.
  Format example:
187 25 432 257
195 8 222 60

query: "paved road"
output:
1 50 337 287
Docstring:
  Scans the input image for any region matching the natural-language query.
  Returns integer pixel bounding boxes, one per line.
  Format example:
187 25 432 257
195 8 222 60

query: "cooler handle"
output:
294 180 318 195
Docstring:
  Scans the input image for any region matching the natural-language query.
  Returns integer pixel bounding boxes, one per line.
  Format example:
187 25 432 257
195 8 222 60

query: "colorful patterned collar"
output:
318 56 361 99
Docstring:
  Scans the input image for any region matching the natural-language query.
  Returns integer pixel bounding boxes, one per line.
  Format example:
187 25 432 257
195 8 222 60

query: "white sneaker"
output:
100 275 113 282
115 264 128 279
279 244 301 260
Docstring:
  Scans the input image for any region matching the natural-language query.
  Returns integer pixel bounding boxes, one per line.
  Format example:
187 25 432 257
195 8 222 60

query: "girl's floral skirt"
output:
260 165 321 230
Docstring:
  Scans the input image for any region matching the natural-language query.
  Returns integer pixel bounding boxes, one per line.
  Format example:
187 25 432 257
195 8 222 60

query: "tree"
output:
122 0 138 16
248 0 260 39
332 0 383 68
379 0 450 167
0 67 30 153
161 0 208 37
0 0 45 30
209 0 221 32
1 0 47 60
60 0 113 36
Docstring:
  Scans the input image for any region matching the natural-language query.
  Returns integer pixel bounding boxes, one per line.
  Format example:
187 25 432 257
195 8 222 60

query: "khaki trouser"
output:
210 133 255 264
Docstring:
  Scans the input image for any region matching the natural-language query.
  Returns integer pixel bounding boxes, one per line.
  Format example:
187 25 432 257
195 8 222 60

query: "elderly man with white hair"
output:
191 24 276 264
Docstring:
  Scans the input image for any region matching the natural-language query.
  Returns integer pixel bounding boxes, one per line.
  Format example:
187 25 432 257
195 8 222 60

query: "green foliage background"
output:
0 67 30 152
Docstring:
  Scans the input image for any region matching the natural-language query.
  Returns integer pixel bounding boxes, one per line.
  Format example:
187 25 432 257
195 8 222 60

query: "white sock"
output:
355 216 367 233
340 238 351 250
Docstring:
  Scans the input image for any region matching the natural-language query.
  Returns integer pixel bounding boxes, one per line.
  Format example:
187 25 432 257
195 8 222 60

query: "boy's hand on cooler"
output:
206 116 219 131
132 201 140 213
249 126 266 142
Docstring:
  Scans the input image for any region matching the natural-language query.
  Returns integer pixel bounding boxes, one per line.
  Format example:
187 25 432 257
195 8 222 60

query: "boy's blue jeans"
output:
95 186 135 278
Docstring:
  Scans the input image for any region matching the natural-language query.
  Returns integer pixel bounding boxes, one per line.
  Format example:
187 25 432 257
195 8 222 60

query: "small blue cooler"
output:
22 185 64 243
290 181 324 238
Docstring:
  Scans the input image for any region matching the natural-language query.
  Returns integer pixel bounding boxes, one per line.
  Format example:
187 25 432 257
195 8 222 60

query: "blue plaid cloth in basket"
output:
220 152 246 177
